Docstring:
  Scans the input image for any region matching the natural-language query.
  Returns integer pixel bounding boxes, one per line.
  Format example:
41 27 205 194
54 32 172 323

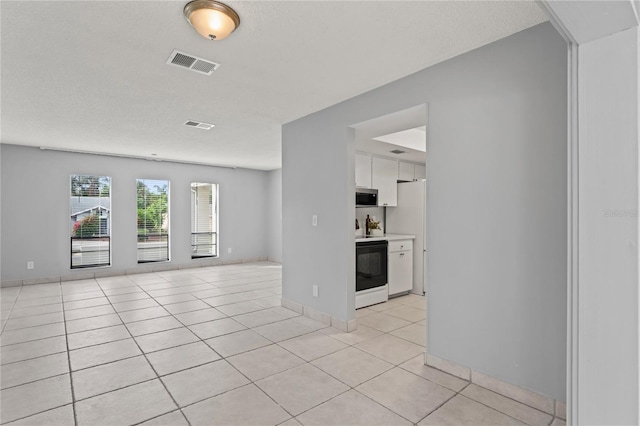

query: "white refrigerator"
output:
386 180 426 295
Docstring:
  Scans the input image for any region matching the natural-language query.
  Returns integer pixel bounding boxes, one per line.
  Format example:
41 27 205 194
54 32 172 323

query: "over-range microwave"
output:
356 188 378 207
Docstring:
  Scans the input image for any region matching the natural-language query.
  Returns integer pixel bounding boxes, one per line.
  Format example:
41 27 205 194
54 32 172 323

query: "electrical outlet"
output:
312 215 318 227
27 261 34 270
312 285 318 297
227 248 232 254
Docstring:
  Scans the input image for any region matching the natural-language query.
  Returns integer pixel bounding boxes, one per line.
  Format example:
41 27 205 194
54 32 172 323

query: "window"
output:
191 183 218 258
137 179 169 263
70 175 111 268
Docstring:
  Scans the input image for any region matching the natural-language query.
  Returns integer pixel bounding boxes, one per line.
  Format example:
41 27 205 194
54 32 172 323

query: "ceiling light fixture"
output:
183 0 240 41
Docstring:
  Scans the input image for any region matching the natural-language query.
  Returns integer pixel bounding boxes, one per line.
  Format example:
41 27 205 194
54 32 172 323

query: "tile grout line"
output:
60 280 79 426
96 276 194 426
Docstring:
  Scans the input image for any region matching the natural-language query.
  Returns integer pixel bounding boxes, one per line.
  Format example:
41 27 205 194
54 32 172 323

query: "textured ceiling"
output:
0 1 547 170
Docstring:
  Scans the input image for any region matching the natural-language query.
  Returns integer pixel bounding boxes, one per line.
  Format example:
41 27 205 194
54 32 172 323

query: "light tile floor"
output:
0 262 565 425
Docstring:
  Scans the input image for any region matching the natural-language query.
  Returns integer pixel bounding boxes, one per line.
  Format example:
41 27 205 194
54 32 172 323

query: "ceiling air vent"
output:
390 149 406 154
167 49 220 76
185 120 215 130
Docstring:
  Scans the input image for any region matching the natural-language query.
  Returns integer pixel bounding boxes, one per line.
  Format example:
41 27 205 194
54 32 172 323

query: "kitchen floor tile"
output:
7 404 74 426
356 368 455 423
355 333 424 365
419 394 526 425
227 344 305 381
138 410 190 426
461 384 553 425
161 359 249 406
312 347 394 387
163 299 210 315
67 324 130 350
183 384 290 426
297 389 412 426
390 322 426 346
146 341 220 375
119 306 170 323
112 298 160 312
174 307 226 325
66 313 123 334
106 291 150 303
200 294 244 307
0 374 72 424
69 338 141 371
278 330 348 361
7 304 63 319
384 305 427 322
12 296 62 309
152 293 196 305
3 312 64 331
75 379 177 426
188 317 246 339
63 297 110 311
256 363 349 416
355 307 376 319
189 288 228 299
0 322 66 346
0 335 67 365
357 312 412 333
264 306 300 319
1 352 69 389
253 318 315 342
399 355 469 392
252 295 283 308
216 300 264 316
63 290 105 302
135 327 199 353
125 315 183 337
321 324 383 345
233 309 288 328
72 355 156 400
64 304 115 321
205 329 271 357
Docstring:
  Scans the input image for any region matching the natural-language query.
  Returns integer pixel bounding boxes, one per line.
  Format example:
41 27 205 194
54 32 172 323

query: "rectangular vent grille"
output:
167 50 220 76
185 120 215 130
390 149 406 154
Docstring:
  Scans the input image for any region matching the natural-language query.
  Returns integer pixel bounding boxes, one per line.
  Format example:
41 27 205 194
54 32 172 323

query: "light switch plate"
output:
312 215 318 227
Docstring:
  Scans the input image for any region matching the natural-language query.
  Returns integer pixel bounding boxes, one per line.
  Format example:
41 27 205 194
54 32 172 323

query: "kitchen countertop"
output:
355 233 415 243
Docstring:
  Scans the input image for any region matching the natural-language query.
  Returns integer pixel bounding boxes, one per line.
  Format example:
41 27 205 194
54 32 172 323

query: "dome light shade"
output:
184 0 240 41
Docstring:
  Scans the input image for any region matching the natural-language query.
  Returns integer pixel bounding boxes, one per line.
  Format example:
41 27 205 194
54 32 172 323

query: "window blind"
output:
190 182 218 258
70 175 111 269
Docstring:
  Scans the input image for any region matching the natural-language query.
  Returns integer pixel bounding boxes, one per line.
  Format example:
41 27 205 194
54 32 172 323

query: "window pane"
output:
70 175 111 268
137 179 169 263
191 183 218 258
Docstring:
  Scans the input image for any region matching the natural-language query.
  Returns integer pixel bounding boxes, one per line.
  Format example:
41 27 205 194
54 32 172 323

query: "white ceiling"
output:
0 1 547 171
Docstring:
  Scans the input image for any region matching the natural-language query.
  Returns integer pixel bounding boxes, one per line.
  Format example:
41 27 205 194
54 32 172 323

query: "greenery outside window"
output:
70 175 111 268
137 179 169 263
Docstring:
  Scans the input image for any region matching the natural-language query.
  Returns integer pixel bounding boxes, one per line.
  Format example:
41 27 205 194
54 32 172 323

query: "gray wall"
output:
282 22 567 400
0 144 269 282
267 168 282 263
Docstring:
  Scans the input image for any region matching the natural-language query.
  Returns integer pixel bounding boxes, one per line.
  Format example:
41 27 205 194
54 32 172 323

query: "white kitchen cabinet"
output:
388 239 413 295
355 153 372 188
398 161 414 182
372 156 397 206
414 164 426 180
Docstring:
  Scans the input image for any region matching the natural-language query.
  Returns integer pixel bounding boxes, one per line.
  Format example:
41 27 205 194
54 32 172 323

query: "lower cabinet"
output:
388 240 413 296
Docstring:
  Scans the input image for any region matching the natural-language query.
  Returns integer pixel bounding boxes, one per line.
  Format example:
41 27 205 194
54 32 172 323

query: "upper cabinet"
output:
372 157 398 207
399 161 426 181
355 153 372 188
398 161 415 182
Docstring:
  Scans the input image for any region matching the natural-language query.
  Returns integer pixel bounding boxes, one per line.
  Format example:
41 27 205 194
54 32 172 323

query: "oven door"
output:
356 240 388 292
